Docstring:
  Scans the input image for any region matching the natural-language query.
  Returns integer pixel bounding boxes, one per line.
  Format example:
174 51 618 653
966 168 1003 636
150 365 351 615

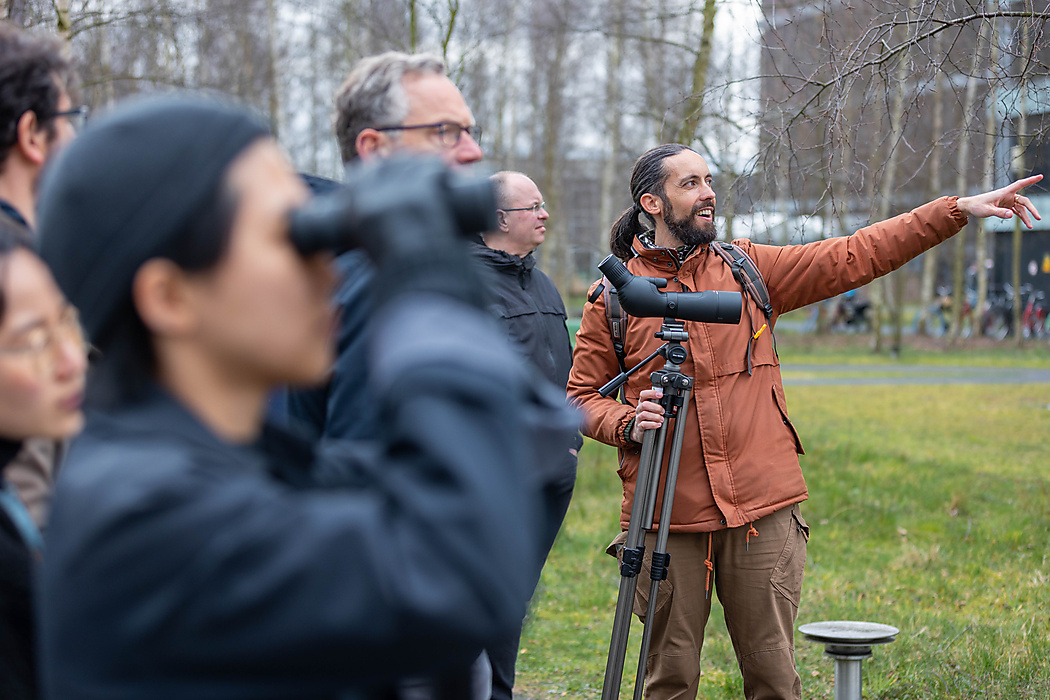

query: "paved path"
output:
780 363 1050 386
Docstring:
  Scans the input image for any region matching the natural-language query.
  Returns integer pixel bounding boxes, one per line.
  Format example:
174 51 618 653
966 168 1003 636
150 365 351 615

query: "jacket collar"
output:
631 234 709 271
86 385 315 483
471 241 536 273
0 198 29 230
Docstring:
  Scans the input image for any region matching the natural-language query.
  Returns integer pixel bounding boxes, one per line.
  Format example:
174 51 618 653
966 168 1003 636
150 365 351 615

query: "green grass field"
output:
515 349 1050 698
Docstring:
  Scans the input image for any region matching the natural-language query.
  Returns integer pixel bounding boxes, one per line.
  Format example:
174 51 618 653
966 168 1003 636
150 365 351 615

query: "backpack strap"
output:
588 277 630 404
711 241 773 320
604 279 628 370
711 241 776 375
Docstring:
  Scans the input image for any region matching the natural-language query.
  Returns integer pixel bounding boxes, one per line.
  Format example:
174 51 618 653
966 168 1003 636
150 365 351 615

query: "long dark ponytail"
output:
609 143 694 260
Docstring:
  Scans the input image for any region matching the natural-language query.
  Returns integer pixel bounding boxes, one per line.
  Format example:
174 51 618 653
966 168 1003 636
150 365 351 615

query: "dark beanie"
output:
37 95 269 345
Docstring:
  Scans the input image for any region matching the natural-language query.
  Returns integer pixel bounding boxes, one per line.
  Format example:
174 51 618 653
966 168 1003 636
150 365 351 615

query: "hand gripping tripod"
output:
600 318 693 700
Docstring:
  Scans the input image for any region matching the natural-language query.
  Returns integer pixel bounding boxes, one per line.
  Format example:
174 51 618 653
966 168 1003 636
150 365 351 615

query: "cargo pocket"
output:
606 531 674 621
770 505 809 608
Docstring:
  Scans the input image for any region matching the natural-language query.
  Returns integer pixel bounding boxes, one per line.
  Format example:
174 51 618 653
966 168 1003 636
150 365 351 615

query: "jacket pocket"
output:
770 505 809 608
771 384 805 455
615 450 638 481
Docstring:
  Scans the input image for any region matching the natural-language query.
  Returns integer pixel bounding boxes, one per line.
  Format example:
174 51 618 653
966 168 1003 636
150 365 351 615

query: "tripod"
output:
600 318 694 700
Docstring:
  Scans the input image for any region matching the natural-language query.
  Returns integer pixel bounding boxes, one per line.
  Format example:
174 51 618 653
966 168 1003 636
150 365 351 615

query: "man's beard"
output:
663 198 717 248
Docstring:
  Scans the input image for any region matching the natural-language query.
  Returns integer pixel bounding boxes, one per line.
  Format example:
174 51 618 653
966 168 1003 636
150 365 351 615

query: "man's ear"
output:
15 111 49 166
496 209 510 232
355 129 393 160
640 192 662 218
132 259 198 337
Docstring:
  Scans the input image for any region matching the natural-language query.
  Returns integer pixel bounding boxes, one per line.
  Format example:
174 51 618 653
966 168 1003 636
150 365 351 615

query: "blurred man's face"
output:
45 86 78 156
392 73 483 167
28 83 78 198
499 174 548 257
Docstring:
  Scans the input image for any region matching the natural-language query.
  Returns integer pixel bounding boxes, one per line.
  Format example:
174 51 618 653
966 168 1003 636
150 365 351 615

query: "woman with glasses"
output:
0 223 87 700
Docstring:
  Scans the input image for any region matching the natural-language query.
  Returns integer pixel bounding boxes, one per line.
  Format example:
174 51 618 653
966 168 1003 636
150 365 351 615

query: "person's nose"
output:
701 180 717 203
538 205 549 220
53 330 87 381
451 132 483 166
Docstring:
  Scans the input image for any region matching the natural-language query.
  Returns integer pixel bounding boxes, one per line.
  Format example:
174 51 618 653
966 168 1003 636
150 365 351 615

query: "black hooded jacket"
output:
470 242 573 390
469 242 580 525
38 297 577 700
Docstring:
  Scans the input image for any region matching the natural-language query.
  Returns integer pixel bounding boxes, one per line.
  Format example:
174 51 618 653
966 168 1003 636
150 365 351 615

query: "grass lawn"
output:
515 378 1050 698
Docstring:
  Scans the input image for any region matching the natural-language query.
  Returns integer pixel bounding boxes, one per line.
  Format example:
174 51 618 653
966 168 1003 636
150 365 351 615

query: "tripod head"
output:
599 318 691 398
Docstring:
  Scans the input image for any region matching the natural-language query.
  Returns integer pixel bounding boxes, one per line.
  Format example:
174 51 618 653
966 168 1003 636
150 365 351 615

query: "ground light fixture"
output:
798 620 899 700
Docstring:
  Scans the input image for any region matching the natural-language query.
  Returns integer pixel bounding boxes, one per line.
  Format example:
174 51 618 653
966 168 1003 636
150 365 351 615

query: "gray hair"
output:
333 51 445 164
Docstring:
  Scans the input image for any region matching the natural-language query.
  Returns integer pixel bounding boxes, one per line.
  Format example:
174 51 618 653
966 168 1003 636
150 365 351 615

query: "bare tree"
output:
753 0 1050 349
948 14 992 345
1011 1 1034 346
598 0 626 272
675 0 717 146
915 29 947 337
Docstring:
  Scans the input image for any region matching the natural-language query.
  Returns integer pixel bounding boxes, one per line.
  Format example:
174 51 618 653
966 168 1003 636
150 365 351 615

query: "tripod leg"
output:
632 385 692 700
601 418 670 700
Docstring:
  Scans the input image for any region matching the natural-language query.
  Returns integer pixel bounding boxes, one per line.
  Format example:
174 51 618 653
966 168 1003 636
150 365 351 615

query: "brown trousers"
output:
609 504 809 700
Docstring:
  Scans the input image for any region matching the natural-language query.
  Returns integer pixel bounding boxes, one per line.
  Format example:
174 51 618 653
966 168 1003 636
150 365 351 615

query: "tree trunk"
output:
598 0 625 265
949 16 992 345
538 28 568 293
976 3 999 336
1013 5 1032 346
6 0 26 24
871 0 913 354
54 0 72 42
267 0 281 139
917 31 946 337
675 0 717 145
408 0 418 52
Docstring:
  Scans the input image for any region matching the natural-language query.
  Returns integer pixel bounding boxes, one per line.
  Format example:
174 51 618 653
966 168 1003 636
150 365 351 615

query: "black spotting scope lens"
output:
597 254 742 324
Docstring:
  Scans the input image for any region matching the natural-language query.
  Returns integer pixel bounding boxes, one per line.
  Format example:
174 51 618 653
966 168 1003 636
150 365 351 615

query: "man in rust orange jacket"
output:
567 143 1040 700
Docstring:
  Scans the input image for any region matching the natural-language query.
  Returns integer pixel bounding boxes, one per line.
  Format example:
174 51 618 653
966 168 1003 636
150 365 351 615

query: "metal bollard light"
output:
798 621 899 700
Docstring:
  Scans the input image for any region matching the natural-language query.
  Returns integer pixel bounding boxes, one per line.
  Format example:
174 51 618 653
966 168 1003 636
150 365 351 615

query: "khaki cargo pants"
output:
608 504 809 700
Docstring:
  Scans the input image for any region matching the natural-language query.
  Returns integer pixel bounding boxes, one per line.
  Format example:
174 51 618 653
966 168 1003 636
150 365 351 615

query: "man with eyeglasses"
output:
288 52 482 441
287 52 496 700
289 53 578 700
0 21 82 533
472 170 580 700
0 23 81 235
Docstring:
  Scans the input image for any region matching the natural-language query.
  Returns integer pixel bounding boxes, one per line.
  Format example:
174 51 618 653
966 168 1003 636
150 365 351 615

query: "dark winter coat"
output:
38 296 576 700
286 250 376 440
470 242 580 489
470 244 573 390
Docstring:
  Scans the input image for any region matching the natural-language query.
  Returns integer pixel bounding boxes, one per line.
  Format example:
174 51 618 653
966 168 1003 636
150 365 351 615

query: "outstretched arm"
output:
957 174 1043 228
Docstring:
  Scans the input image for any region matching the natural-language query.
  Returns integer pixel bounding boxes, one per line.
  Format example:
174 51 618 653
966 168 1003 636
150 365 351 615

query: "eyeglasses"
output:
501 201 546 214
374 121 482 148
51 106 89 131
0 306 89 375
